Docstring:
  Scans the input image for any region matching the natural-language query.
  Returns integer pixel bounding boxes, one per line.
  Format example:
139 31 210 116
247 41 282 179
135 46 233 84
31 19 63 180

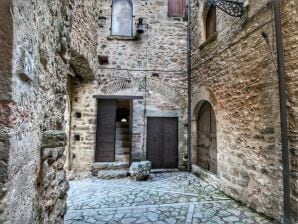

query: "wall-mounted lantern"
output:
207 0 244 17
136 18 145 34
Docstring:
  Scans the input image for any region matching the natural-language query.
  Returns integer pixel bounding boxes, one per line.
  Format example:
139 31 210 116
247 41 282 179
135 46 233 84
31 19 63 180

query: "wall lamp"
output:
207 0 244 17
136 18 145 34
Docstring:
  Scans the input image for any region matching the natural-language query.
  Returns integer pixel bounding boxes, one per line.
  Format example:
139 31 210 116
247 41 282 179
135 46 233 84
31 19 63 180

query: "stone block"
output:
129 161 151 181
41 131 67 149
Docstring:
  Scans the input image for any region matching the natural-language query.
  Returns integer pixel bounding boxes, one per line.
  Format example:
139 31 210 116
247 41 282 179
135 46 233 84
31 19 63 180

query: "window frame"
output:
205 5 217 40
111 0 134 37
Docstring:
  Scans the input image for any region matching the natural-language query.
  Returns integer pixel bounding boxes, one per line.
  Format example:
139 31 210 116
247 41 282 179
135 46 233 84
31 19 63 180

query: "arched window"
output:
205 6 216 40
111 0 133 37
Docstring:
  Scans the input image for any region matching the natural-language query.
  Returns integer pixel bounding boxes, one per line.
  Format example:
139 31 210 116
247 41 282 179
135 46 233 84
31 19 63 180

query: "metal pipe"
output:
273 0 291 223
187 0 192 172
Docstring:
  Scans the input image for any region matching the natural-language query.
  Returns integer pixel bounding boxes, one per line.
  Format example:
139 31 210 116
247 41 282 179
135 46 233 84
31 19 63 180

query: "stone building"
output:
65 0 189 176
0 0 297 223
0 0 71 223
190 0 297 222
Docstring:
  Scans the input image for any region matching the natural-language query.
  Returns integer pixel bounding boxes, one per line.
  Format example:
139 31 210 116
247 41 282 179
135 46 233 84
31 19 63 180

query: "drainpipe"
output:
187 0 192 172
273 0 291 223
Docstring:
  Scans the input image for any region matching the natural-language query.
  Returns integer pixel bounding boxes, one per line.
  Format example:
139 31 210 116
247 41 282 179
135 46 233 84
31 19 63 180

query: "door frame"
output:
146 116 179 169
95 96 139 163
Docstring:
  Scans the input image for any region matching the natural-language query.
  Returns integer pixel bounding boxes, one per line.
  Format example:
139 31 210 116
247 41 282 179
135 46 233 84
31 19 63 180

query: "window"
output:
168 0 186 17
205 6 217 39
111 0 133 36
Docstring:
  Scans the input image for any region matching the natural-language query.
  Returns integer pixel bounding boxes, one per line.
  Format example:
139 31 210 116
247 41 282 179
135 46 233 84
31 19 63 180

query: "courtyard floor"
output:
65 172 275 224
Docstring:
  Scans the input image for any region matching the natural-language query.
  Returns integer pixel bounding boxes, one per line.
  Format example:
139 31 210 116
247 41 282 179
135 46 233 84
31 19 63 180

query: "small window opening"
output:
205 6 217 40
74 135 80 141
75 112 82 118
98 55 109 65
152 73 159 78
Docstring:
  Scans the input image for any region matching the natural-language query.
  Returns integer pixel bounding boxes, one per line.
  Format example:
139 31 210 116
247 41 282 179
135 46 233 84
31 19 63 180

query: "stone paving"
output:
65 172 276 224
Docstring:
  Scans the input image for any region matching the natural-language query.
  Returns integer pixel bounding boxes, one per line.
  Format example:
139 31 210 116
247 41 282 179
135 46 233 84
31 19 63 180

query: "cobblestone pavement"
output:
65 172 276 224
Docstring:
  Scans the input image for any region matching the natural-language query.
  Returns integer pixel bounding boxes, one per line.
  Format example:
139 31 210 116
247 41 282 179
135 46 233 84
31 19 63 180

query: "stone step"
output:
116 122 129 128
92 162 129 171
97 169 128 179
115 134 130 141
116 141 130 147
115 155 129 162
116 128 129 135
115 147 130 154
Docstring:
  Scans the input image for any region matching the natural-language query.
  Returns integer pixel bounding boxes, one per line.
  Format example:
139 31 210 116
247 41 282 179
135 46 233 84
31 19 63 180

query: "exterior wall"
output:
67 0 188 174
191 0 286 221
281 0 298 222
0 0 71 223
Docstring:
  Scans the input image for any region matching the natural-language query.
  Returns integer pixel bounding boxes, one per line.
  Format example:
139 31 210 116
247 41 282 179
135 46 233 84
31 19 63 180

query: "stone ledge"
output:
41 131 67 149
107 35 138 41
199 32 218 50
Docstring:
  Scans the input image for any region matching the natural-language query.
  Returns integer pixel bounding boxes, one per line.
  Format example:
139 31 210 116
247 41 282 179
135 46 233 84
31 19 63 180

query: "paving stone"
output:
65 172 276 224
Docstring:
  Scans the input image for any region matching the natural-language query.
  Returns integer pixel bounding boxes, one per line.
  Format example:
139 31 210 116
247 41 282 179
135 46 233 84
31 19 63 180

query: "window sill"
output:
107 35 138 41
199 32 218 50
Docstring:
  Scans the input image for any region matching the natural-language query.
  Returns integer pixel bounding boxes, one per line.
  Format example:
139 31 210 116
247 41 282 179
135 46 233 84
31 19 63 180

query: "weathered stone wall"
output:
191 0 290 221
67 0 188 174
281 0 298 222
0 0 71 223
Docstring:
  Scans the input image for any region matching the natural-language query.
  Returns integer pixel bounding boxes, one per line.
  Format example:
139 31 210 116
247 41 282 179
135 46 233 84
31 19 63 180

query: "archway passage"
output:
197 101 217 174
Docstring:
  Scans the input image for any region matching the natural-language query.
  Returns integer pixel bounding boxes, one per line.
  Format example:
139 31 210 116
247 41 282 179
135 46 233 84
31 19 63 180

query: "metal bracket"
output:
207 0 244 17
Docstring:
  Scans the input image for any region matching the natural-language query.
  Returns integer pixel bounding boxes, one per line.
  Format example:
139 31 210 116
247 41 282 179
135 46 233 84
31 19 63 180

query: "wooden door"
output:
95 100 116 162
147 117 178 169
197 102 217 174
162 118 178 168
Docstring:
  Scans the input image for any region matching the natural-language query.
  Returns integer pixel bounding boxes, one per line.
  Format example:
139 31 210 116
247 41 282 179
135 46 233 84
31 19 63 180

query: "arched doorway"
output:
197 101 217 174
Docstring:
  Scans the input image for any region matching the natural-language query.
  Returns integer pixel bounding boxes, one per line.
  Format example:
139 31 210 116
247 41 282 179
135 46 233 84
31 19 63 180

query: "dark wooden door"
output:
197 102 217 174
147 117 178 169
95 100 116 162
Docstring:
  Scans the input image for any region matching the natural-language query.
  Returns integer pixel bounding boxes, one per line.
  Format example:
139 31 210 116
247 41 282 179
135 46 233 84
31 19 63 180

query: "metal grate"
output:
207 0 244 17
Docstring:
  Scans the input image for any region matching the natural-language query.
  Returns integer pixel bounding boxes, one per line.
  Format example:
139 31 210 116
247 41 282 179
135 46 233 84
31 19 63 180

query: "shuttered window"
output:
168 0 186 17
111 0 133 36
205 6 217 39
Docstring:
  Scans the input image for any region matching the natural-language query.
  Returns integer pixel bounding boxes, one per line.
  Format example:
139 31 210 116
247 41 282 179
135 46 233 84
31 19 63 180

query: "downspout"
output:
187 0 192 172
273 0 291 223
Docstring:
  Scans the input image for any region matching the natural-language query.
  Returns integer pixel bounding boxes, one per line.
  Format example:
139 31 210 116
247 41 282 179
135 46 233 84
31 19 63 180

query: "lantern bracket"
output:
207 0 244 17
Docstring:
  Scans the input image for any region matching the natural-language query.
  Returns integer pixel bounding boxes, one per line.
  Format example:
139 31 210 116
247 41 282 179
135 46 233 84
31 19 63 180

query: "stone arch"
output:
101 77 187 109
191 86 218 169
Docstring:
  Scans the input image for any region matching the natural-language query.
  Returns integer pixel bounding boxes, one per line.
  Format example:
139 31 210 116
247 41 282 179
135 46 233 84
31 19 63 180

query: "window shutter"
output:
168 0 185 17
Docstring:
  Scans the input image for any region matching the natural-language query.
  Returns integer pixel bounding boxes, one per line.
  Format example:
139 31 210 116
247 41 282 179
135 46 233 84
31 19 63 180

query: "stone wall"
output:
0 0 71 223
281 0 298 222
66 0 188 174
190 0 291 221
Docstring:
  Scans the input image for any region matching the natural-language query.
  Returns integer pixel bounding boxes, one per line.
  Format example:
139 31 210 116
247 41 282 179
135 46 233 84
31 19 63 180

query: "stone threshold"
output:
151 168 180 173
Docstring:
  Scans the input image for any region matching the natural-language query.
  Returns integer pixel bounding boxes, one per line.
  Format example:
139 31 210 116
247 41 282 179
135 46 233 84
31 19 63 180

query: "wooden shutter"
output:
168 0 186 17
95 100 116 162
206 6 217 39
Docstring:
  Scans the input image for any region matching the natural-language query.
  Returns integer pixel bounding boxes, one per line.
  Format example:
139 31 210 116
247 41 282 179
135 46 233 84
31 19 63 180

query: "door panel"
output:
197 102 217 174
162 118 178 169
147 117 163 168
147 117 178 169
96 100 116 162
